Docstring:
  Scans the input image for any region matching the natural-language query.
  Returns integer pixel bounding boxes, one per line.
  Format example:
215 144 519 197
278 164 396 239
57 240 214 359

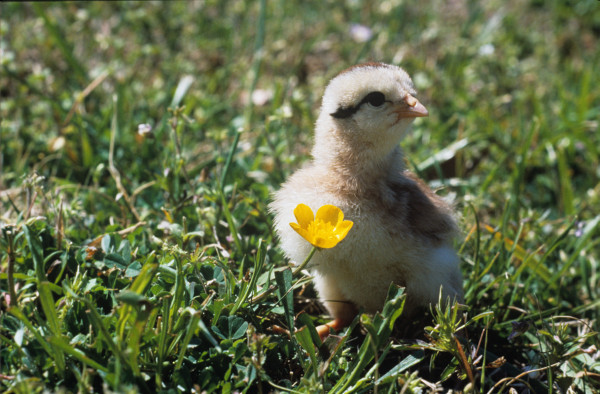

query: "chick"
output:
270 62 463 338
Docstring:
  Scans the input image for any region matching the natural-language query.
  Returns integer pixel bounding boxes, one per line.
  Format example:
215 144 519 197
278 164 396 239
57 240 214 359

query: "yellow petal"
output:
316 205 343 226
293 203 314 229
314 235 338 249
289 222 302 233
290 222 315 244
334 220 354 241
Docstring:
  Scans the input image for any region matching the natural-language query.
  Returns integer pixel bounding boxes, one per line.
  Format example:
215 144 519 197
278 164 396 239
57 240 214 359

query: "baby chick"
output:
270 62 463 338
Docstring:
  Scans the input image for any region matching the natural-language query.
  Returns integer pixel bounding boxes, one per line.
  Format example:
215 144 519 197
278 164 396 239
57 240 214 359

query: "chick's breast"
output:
271 165 463 315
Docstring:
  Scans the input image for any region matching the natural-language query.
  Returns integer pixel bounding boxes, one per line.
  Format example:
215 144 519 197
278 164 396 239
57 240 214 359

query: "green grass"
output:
1 0 599 392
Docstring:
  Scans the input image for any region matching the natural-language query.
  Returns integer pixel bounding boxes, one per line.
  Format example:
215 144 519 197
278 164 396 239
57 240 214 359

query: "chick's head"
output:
313 63 428 164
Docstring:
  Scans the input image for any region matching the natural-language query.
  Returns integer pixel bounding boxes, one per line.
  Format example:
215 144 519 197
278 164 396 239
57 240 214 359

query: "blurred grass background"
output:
1 0 599 392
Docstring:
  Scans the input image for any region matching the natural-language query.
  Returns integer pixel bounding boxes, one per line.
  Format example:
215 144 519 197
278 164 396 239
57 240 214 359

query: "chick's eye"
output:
363 91 386 107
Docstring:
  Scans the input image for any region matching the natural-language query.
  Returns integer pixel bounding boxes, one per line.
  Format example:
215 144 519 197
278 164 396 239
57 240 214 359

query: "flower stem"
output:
292 246 317 276
4 227 17 307
251 246 318 304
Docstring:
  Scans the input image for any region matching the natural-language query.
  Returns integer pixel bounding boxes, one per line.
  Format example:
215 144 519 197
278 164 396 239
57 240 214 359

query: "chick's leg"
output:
315 311 356 341
312 274 358 340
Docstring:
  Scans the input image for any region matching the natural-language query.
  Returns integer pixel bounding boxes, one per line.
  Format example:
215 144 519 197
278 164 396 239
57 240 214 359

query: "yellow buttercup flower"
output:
290 204 353 249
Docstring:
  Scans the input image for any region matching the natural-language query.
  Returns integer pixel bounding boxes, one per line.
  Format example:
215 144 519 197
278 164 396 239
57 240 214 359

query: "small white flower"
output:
251 89 273 106
478 43 495 56
137 123 153 136
349 24 373 43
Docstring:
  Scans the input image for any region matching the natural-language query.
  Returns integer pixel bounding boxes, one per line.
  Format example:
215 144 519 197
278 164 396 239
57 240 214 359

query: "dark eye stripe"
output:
330 107 357 119
330 91 388 119
362 91 386 107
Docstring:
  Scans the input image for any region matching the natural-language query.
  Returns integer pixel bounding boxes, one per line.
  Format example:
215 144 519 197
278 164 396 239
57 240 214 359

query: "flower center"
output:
309 219 337 239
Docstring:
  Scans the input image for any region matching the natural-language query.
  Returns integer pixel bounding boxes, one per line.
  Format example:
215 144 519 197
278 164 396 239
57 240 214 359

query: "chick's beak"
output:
393 94 428 119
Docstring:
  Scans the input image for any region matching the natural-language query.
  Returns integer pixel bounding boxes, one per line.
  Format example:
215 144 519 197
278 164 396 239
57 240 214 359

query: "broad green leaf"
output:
376 352 425 384
212 316 249 340
275 268 294 331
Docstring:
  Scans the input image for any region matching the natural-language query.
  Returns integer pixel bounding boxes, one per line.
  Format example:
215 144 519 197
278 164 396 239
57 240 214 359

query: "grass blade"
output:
8 306 54 361
37 282 66 373
31 3 87 84
275 268 294 332
170 75 195 108
48 336 109 375
23 225 45 284
551 215 600 283
231 239 266 315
